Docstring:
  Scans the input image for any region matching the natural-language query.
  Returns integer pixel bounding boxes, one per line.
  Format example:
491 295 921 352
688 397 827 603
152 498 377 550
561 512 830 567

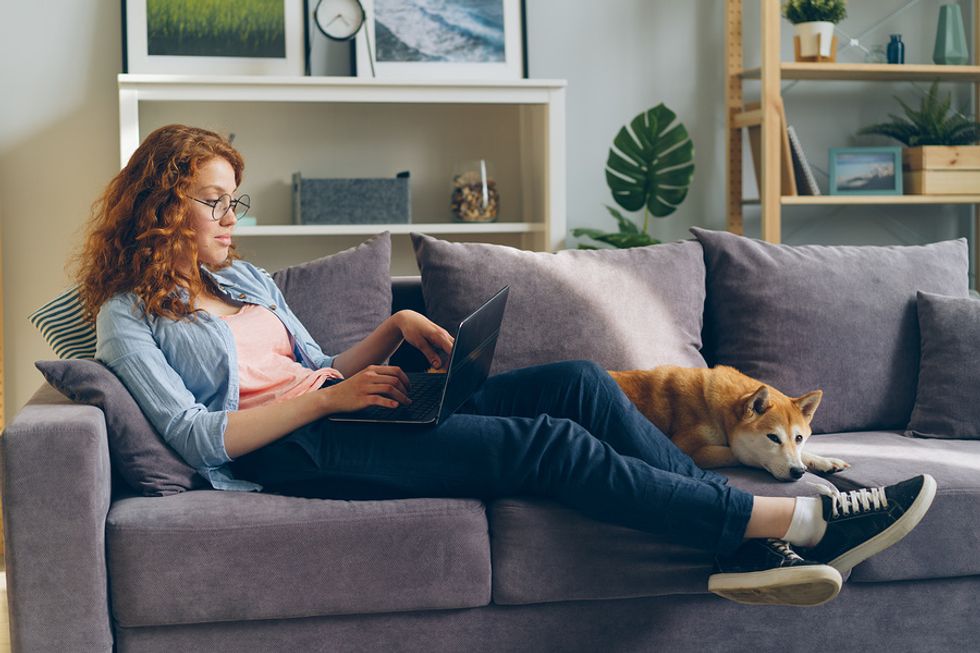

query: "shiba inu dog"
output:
609 365 849 482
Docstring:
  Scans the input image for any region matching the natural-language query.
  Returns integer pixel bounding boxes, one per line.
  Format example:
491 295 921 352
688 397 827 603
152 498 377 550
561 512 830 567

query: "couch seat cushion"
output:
805 431 980 582
107 491 490 627
488 469 836 605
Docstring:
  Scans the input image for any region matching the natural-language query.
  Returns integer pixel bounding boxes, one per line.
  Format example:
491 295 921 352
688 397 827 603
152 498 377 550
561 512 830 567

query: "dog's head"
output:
727 385 822 482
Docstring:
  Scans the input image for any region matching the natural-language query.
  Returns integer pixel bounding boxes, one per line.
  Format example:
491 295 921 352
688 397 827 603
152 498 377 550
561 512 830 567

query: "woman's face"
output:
188 157 239 267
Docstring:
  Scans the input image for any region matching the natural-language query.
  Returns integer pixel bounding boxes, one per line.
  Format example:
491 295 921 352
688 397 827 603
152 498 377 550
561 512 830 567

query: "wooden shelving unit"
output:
726 0 980 279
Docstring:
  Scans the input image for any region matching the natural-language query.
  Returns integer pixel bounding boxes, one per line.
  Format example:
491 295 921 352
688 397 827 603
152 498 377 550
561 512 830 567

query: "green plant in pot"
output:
783 0 847 61
858 81 980 146
573 104 694 249
858 81 980 194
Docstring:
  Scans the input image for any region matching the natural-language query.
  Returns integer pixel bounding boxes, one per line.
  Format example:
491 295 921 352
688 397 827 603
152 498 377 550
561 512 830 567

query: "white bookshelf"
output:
117 74 567 253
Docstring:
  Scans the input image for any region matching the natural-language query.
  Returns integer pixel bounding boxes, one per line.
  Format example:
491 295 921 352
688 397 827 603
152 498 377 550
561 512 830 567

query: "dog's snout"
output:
790 466 806 480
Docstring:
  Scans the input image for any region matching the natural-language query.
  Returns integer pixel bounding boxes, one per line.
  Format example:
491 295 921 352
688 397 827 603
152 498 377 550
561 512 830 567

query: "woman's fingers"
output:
364 366 411 404
366 378 411 405
422 329 454 370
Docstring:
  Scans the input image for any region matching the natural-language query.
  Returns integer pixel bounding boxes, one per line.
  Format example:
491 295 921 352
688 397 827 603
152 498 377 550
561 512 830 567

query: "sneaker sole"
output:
828 473 937 575
708 565 842 607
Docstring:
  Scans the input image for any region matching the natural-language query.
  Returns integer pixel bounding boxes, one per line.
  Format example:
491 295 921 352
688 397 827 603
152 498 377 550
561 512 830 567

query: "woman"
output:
77 124 935 607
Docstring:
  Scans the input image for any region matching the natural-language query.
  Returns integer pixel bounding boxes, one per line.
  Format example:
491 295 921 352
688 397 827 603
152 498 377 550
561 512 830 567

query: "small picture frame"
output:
122 0 305 76
354 0 527 80
828 147 904 196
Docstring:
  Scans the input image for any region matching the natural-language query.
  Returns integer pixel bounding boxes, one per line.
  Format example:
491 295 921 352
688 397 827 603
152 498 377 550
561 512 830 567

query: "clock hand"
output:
325 13 344 28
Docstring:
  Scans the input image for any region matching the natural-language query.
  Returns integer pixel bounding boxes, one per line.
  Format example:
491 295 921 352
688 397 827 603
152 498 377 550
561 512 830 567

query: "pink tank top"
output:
220 304 343 410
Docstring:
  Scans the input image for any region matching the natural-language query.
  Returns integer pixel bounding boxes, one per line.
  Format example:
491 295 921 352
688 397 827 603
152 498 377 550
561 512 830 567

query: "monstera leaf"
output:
605 104 695 217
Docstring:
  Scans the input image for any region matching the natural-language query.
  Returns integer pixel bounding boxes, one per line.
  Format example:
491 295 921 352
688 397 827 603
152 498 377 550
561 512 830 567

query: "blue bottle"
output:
887 34 905 64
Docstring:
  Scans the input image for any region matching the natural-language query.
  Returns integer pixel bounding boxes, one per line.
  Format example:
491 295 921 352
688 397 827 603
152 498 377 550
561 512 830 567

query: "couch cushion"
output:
804 431 980 582
411 233 707 374
488 469 837 605
907 292 980 439
29 285 97 359
107 491 490 626
273 231 392 355
692 227 969 434
35 359 205 496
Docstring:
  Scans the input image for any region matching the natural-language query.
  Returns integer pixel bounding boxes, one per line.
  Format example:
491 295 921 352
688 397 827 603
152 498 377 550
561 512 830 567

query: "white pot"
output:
794 21 835 58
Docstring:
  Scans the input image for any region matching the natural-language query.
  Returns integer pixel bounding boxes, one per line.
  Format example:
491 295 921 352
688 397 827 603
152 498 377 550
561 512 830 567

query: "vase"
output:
933 4 969 65
451 159 499 223
794 21 835 59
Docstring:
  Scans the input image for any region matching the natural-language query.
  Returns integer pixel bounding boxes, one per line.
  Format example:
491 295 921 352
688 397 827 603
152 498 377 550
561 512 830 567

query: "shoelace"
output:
812 482 888 519
767 538 804 562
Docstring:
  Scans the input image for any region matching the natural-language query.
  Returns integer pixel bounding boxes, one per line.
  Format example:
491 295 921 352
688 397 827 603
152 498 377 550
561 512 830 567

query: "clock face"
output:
314 0 366 41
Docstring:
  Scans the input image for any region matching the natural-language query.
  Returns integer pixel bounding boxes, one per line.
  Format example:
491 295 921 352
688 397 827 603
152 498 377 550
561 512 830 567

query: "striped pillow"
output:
29 286 97 359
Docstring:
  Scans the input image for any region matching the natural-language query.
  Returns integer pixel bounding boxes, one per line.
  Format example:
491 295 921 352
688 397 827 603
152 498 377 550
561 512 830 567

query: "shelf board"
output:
740 62 980 82
232 222 542 236
781 195 980 205
118 74 567 104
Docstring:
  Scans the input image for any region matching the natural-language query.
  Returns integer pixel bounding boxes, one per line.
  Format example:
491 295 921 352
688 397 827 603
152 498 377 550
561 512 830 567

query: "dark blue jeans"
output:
230 360 755 555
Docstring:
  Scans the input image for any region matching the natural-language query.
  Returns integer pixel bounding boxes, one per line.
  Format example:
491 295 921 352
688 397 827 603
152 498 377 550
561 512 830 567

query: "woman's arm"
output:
224 363 411 457
225 310 455 458
330 310 455 378
330 313 406 378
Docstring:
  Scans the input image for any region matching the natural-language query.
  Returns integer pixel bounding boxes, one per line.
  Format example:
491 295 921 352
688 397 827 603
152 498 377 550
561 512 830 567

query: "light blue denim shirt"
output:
95 260 336 492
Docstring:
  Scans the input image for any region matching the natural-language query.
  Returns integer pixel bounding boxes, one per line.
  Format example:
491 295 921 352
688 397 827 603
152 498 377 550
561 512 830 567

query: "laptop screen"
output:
437 286 509 420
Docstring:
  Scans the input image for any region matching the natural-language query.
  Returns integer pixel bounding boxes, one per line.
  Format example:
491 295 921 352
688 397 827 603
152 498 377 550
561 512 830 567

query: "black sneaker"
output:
708 538 842 606
800 474 937 575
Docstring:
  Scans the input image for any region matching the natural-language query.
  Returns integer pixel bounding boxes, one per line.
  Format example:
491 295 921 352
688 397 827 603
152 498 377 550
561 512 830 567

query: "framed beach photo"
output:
354 0 527 80
828 147 904 196
123 0 305 75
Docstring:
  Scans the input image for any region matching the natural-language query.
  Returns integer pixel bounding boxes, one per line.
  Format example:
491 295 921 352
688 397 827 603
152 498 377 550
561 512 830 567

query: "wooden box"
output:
903 145 980 194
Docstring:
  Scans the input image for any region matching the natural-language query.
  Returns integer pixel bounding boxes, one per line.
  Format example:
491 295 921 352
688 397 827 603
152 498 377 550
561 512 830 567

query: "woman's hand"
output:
322 365 412 413
396 310 455 370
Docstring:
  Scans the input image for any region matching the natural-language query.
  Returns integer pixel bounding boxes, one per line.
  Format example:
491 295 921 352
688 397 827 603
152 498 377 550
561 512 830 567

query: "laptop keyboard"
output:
346 372 446 421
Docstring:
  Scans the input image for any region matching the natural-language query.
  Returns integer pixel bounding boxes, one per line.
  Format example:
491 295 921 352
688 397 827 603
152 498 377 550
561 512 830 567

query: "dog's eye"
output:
767 433 780 444
795 434 804 444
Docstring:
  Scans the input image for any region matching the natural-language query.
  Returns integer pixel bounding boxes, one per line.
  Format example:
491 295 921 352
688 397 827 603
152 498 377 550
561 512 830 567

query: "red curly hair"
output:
73 124 244 324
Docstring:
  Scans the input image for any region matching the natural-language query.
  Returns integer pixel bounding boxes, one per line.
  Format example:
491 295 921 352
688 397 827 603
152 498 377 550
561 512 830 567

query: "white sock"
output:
782 497 827 547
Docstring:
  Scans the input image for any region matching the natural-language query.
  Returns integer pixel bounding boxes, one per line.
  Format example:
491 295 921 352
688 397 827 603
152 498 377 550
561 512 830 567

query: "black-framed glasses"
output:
191 194 250 221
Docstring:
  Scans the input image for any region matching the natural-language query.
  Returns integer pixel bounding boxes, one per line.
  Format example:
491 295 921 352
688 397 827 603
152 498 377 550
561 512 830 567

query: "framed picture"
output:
828 147 904 196
122 0 305 75
354 0 527 80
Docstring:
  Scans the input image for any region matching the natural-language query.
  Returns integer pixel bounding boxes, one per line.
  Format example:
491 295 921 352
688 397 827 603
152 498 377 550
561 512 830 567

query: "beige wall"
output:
0 1 122 422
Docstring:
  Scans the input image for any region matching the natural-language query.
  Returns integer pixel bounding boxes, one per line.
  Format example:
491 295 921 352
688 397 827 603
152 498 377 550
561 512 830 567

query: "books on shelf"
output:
786 125 821 195
743 102 822 196
744 100 798 196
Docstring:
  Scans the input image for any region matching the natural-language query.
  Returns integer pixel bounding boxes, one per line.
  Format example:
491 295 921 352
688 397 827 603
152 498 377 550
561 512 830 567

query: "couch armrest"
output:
1 387 113 652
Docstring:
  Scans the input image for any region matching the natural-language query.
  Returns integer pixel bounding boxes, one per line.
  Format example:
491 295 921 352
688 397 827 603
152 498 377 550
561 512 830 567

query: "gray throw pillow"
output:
906 291 980 439
273 231 392 356
411 233 708 373
692 227 969 434
35 359 206 496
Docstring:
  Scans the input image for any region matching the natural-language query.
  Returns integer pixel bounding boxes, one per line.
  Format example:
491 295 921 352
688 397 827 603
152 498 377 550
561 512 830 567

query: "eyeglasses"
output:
191 194 250 221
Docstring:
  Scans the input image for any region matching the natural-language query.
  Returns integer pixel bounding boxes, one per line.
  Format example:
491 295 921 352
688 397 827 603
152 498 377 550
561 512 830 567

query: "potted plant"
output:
572 104 694 249
783 0 847 62
858 81 980 194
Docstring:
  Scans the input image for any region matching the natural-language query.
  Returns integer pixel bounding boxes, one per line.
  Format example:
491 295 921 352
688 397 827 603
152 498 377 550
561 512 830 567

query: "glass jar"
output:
451 159 499 223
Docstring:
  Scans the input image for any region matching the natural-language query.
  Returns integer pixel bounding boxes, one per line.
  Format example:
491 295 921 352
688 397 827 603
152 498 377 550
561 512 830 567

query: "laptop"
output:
327 286 509 425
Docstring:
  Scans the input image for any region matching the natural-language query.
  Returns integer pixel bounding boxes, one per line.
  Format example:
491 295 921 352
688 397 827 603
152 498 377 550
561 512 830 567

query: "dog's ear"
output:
793 390 823 423
741 386 770 417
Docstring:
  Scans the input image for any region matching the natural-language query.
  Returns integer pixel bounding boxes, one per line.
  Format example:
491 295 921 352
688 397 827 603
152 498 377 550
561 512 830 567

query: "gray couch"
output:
4 230 980 652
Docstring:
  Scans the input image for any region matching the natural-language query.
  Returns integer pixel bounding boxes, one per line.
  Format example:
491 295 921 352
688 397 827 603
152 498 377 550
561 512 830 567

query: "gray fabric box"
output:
293 172 410 225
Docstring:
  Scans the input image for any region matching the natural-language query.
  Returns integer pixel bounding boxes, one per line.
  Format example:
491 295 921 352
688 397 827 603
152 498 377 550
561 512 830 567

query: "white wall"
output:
1 0 975 421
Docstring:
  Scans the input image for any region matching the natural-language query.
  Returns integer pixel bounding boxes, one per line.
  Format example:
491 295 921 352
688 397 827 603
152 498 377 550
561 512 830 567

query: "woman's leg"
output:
462 360 727 484
232 410 755 556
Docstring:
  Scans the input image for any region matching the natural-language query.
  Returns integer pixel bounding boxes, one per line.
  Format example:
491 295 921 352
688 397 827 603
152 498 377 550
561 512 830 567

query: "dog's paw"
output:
806 455 850 474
